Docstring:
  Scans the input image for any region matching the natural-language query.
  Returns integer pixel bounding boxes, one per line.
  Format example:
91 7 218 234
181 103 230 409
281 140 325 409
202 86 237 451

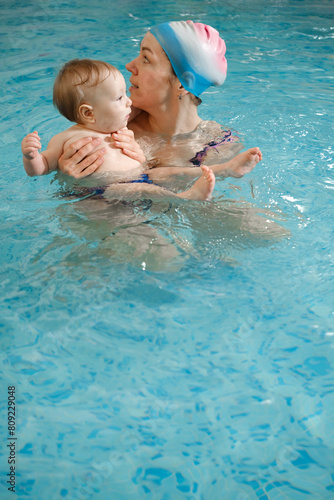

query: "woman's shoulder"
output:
196 120 239 140
193 120 241 146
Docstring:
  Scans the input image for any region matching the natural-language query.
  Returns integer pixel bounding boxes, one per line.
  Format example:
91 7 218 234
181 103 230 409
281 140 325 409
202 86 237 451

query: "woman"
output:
58 21 261 181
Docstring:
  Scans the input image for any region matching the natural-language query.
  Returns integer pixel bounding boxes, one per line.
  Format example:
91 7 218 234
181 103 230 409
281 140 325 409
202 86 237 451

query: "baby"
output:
21 58 215 201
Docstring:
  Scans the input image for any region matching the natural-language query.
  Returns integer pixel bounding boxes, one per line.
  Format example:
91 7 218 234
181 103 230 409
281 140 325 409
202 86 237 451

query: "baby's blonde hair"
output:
53 59 120 123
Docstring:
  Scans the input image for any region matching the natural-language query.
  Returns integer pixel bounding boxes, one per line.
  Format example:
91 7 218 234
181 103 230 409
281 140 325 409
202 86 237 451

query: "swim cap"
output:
150 21 227 97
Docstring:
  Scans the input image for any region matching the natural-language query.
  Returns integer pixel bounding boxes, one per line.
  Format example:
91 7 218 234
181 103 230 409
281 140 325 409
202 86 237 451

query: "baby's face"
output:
90 71 132 133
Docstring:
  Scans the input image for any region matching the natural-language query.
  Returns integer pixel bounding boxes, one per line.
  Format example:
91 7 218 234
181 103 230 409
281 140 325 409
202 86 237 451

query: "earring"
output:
178 94 182 100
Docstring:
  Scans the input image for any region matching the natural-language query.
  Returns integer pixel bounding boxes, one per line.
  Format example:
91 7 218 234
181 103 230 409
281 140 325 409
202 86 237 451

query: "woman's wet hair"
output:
190 93 202 107
53 59 120 123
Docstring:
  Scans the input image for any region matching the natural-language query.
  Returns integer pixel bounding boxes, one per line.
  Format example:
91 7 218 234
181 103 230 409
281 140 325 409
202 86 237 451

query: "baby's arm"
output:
22 131 49 176
22 131 65 176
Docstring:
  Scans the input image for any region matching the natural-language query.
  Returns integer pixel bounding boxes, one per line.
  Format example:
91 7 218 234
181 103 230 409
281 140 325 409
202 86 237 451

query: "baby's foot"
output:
178 165 215 200
217 147 262 178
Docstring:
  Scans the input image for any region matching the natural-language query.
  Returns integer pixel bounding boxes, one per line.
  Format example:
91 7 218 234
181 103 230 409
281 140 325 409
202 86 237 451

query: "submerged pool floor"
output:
1 0 334 498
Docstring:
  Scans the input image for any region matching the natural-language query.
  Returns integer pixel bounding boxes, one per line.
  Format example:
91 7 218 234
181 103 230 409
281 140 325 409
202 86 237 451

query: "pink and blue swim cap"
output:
150 20 227 97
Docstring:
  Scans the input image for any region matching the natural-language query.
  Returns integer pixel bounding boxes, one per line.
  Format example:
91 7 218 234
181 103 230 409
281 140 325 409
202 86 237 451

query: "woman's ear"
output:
78 104 95 124
177 83 189 98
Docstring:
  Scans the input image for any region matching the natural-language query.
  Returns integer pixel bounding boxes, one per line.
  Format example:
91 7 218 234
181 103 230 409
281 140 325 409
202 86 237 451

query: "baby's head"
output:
53 59 132 133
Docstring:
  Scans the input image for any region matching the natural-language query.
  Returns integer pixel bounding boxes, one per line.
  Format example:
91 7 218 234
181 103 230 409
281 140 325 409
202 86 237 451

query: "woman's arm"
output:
144 148 262 182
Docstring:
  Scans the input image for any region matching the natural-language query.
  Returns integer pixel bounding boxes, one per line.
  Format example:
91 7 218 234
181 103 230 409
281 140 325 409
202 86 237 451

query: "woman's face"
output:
126 32 177 111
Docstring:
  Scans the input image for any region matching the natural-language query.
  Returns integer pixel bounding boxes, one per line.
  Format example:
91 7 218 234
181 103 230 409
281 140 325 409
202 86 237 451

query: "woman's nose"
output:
126 58 138 75
127 96 132 107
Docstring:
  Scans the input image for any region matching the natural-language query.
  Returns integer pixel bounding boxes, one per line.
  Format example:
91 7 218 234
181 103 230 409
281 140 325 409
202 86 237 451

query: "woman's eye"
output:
143 56 149 63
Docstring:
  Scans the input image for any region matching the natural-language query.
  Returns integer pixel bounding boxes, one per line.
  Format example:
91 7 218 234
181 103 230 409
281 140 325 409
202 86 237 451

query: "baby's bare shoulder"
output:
62 127 108 150
45 125 80 149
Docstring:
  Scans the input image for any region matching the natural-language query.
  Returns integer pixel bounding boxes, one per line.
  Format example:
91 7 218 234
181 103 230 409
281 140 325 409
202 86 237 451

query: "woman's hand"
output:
58 137 106 179
112 127 146 164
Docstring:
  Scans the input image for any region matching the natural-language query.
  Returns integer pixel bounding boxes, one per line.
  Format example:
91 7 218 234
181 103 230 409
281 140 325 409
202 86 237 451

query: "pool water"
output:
1 0 334 499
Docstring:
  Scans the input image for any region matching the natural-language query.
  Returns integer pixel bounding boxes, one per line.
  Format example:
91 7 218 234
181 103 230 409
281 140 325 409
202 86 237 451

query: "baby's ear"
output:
78 104 95 123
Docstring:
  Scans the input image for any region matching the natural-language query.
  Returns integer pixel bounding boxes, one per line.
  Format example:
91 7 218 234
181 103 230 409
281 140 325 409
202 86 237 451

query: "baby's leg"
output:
104 166 215 202
177 166 215 200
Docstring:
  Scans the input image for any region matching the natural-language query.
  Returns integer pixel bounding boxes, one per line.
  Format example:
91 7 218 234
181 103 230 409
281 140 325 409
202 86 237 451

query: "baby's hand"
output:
21 131 41 160
112 127 146 164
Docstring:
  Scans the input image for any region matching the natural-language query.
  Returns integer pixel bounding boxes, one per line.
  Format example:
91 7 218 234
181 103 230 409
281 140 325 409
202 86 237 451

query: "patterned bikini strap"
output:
189 129 234 166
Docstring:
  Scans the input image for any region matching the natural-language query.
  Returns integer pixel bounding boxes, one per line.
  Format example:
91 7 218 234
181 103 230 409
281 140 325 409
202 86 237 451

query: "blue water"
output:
1 0 334 499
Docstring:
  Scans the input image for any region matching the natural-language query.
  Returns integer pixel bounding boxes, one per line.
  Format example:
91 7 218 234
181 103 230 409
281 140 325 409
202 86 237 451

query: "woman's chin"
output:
128 89 144 106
